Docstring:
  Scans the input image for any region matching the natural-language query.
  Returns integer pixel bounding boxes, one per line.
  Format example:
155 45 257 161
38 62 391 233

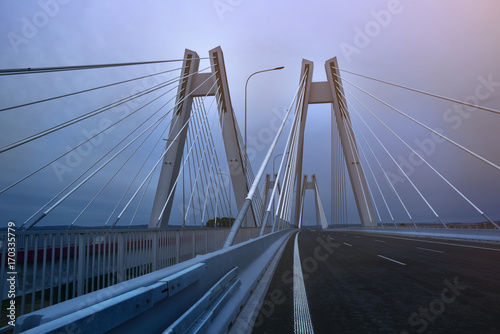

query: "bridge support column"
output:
292 57 377 228
209 47 257 227
298 175 310 228
312 174 329 229
297 175 329 229
149 47 257 228
149 49 200 228
325 57 377 227
293 60 314 228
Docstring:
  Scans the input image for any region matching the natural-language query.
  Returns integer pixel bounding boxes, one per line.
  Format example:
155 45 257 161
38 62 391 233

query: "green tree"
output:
206 217 235 228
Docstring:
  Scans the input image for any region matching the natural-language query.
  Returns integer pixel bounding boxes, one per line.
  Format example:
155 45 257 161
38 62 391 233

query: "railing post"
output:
117 233 125 283
215 229 219 249
77 234 85 296
175 231 180 263
192 230 196 258
205 229 208 254
151 231 158 272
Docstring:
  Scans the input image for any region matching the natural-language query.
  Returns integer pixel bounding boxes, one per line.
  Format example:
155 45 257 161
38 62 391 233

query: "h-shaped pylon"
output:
293 57 377 228
297 175 329 229
148 47 257 228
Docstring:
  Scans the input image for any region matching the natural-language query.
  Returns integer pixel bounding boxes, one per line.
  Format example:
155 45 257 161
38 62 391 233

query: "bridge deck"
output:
253 230 500 333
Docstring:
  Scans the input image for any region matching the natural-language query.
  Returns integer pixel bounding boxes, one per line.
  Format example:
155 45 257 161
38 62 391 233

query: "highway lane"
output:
252 230 500 333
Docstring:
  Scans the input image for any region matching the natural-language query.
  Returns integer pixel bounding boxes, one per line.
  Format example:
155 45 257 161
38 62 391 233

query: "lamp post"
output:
273 151 290 179
244 66 285 167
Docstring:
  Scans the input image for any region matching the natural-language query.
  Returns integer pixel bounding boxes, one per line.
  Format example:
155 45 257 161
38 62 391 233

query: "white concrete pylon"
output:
293 57 377 228
208 46 257 227
149 47 257 228
297 174 329 230
325 57 377 227
312 174 329 230
149 49 200 228
293 60 314 228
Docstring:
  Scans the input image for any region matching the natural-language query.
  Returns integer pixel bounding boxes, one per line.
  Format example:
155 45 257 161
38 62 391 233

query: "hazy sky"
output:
1 0 500 228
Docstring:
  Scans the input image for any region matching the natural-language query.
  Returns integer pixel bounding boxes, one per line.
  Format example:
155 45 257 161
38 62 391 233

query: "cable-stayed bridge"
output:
1 46 499 333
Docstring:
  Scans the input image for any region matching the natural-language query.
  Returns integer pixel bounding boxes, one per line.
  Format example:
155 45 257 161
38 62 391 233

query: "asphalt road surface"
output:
252 230 500 334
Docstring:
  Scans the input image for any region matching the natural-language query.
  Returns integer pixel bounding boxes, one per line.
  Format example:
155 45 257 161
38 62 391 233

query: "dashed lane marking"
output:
377 255 406 266
417 247 444 253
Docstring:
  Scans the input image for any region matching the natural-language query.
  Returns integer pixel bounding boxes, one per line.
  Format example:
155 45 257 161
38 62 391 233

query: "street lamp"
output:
273 151 290 179
244 66 285 166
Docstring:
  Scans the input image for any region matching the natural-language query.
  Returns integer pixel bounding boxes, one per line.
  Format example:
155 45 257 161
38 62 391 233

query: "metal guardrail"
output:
0 226 267 326
13 228 293 334
164 266 241 333
18 263 209 334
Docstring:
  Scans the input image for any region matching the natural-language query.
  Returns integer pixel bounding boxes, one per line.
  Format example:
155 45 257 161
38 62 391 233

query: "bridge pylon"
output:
293 57 377 228
149 47 257 228
297 175 329 229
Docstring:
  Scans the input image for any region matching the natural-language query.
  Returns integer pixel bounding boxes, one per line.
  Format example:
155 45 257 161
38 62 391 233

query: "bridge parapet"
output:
0 226 267 326
14 229 294 333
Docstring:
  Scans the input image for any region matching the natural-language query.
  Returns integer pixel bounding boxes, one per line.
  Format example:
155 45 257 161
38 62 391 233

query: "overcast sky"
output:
1 0 499 228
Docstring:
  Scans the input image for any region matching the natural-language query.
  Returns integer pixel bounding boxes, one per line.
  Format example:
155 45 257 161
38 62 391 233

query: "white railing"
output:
0 226 264 325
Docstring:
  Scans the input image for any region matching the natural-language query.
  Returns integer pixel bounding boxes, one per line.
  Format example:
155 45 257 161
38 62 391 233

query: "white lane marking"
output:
343 242 352 247
369 234 500 252
328 236 335 240
377 255 406 266
293 233 314 334
355 236 361 239
417 247 444 253
374 239 386 243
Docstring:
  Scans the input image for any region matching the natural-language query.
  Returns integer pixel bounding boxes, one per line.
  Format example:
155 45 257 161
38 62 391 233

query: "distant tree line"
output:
205 217 235 228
